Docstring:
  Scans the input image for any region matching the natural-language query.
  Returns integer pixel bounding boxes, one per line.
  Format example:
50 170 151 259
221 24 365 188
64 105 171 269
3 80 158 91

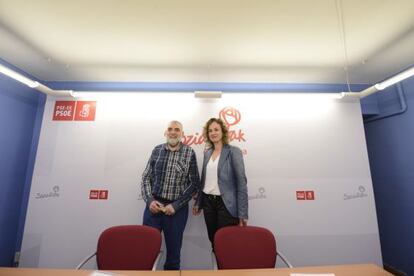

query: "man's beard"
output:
167 137 181 147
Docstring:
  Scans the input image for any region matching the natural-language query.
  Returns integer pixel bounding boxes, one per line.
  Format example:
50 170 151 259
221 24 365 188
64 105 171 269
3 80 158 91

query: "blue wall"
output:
364 78 414 275
0 72 45 266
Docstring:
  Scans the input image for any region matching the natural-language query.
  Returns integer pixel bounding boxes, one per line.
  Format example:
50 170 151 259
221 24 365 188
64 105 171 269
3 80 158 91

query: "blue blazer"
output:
196 144 248 219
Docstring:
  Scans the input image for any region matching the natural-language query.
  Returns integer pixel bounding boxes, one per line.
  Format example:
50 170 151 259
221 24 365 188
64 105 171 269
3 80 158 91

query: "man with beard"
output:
141 120 200 270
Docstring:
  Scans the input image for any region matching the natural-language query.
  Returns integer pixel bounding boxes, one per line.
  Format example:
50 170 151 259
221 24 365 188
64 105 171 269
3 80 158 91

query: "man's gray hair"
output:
167 120 183 131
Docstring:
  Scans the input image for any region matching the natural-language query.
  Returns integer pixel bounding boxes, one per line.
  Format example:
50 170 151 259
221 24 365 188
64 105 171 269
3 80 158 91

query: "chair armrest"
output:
277 250 293 268
152 250 163 271
211 251 218 270
76 252 96 269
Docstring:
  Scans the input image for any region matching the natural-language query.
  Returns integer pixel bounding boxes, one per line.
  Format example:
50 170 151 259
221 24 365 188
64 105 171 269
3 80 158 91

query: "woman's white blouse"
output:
202 153 221 195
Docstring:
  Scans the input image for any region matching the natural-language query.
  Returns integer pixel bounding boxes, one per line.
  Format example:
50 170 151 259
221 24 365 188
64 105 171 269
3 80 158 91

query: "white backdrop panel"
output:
20 92 382 269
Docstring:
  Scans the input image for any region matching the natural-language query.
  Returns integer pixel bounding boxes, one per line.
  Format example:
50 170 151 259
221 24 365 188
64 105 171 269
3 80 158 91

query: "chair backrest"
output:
96 225 161 270
214 225 277 269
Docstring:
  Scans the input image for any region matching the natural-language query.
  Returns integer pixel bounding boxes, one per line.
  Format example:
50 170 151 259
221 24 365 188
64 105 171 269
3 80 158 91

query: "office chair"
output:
76 225 162 270
213 225 292 269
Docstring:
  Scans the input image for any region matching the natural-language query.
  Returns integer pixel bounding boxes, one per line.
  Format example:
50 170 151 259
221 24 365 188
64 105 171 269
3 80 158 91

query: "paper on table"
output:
290 274 335 276
89 271 124 276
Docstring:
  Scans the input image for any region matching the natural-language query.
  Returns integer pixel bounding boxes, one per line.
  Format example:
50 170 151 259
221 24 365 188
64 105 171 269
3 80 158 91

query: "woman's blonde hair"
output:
203 118 229 147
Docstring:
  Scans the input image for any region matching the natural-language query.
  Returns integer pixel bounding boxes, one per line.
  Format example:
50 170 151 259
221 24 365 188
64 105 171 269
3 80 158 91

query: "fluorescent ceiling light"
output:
0 63 73 97
374 66 414 90
342 65 414 99
2 62 412 99
0 64 39 88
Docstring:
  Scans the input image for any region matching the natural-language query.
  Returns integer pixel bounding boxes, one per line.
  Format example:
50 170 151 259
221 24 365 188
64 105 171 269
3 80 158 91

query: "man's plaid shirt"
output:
141 142 200 211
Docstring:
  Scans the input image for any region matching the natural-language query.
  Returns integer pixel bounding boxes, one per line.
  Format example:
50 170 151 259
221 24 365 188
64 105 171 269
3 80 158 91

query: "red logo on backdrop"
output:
306 191 315 200
89 189 109 200
219 107 241 127
183 106 246 147
53 101 96 121
89 190 99 199
99 190 109 200
53 101 76 121
297 190 315 200
74 101 96 121
296 191 306 200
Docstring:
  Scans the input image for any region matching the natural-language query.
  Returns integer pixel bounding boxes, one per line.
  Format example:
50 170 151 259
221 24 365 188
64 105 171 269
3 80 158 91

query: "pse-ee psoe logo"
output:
183 106 246 146
296 190 315 200
53 101 96 121
89 190 109 200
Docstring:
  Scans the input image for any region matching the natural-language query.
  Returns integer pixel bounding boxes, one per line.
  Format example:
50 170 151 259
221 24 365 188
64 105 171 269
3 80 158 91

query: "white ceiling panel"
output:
0 0 413 83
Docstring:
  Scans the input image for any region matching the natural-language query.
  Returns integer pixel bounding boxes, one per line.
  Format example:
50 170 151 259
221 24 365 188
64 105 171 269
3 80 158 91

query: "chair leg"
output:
152 251 163 271
277 251 293 268
211 251 218 270
76 252 96 269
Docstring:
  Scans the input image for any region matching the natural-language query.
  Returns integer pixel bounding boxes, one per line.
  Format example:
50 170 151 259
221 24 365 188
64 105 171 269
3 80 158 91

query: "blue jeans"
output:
143 204 188 270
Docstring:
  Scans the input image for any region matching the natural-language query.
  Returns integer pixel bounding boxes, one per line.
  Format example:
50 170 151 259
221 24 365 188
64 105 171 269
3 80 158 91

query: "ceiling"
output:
0 0 413 84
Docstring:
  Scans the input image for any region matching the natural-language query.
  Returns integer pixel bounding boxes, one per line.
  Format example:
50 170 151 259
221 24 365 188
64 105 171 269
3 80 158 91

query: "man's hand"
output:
239 218 248 226
164 204 176 216
149 200 164 214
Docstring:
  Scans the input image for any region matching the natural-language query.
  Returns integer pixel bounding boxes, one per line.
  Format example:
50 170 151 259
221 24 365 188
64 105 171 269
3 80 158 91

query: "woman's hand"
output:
192 205 202 216
239 218 248 226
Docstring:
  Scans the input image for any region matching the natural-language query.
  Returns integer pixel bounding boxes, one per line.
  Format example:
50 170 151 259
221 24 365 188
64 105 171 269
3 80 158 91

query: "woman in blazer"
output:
193 118 248 247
